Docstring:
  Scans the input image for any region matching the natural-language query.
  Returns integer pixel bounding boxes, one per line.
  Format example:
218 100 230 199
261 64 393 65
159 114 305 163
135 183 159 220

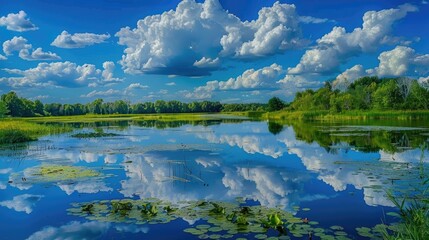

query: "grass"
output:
0 119 72 144
261 110 429 121
383 143 429 239
71 132 119 138
24 113 247 123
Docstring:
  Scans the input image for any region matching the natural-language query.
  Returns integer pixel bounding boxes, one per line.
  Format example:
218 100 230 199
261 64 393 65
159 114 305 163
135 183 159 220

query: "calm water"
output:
0 118 428 239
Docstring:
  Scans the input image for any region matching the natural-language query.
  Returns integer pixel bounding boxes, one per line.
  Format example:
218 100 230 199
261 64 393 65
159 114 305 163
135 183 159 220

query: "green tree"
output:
34 100 44 116
372 80 402 110
267 97 285 112
1 92 27 117
0 100 9 117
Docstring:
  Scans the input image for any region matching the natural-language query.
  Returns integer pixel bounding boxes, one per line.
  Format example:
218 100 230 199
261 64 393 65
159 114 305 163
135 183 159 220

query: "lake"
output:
1 117 428 239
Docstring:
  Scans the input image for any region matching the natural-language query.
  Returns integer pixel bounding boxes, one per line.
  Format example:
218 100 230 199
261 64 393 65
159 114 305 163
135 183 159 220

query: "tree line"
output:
0 91 266 117
287 76 429 112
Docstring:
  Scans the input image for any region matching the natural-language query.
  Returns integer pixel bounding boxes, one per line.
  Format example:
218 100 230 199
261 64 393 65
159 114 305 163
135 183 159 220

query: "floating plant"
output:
71 132 120 138
68 197 352 239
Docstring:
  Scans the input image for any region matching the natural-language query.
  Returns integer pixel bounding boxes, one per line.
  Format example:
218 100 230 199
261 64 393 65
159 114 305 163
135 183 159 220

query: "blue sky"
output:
0 0 428 103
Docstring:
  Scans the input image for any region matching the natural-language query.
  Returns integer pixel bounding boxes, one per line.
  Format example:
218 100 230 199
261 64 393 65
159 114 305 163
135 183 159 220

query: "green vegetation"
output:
68 198 349 239
277 121 429 153
0 91 265 117
71 132 119 138
0 129 35 144
37 165 100 180
0 119 71 144
265 76 429 120
267 97 285 112
383 144 429 239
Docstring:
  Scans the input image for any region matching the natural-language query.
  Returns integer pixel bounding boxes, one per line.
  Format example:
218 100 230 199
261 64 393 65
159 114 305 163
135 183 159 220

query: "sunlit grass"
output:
24 113 247 123
261 110 429 121
0 119 71 144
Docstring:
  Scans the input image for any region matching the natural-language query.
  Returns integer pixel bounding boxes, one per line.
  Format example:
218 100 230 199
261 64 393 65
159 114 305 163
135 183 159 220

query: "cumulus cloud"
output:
166 82 176 86
2 36 60 61
82 89 122 98
125 83 149 92
26 221 110 240
0 11 38 32
115 0 303 76
101 61 123 84
288 4 418 75
186 63 284 99
332 46 429 90
51 31 110 48
0 54 7 60
371 46 429 77
2 61 121 88
193 57 220 68
0 194 43 214
332 65 367 90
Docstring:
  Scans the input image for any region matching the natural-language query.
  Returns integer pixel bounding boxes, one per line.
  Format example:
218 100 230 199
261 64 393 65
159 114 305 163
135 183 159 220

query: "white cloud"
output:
193 57 220 68
51 30 110 48
57 180 112 195
0 54 7 60
115 0 303 76
299 16 331 24
372 46 429 77
125 83 149 92
332 65 367 90
332 46 429 90
0 194 43 214
288 4 418 75
82 89 122 98
115 225 149 234
0 11 38 32
26 221 110 240
2 36 60 61
3 36 32 55
166 82 176 86
101 61 123 84
3 61 121 88
186 63 284 99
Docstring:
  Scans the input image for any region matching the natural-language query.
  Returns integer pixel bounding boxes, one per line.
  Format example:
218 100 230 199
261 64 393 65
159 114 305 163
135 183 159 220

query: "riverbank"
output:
262 110 429 121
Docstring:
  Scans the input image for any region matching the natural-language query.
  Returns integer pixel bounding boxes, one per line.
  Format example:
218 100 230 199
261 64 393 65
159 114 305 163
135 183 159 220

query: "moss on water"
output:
37 165 100 180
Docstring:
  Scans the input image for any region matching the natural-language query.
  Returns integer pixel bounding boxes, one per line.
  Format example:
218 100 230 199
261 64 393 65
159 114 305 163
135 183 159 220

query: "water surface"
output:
0 118 428 239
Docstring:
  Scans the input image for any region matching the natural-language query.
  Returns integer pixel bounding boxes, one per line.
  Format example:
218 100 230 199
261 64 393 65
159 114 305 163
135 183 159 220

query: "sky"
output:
0 0 428 103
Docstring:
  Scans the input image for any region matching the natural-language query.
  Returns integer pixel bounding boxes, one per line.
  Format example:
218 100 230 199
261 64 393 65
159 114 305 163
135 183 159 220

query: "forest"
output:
1 76 428 118
0 91 266 117
287 76 429 112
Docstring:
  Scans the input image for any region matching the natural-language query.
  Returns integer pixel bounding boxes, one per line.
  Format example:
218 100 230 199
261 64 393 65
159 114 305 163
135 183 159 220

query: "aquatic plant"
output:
68 198 346 239
0 129 35 144
71 132 119 138
382 143 429 239
0 120 71 144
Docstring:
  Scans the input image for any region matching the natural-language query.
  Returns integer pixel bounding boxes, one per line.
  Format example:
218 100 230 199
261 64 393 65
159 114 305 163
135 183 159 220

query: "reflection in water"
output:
0 118 428 239
0 194 43 214
26 221 110 240
119 152 308 211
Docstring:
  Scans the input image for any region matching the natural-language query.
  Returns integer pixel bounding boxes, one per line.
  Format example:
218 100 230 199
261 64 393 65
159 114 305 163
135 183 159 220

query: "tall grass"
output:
384 143 429 239
0 119 71 144
261 110 429 121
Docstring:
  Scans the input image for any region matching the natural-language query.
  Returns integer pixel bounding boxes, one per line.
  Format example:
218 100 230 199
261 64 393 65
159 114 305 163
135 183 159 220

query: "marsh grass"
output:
0 119 71 144
383 143 429 239
262 110 429 121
